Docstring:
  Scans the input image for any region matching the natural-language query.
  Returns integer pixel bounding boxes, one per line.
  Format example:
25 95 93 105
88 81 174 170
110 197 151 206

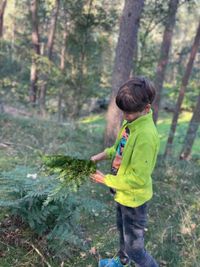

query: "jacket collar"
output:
125 110 153 131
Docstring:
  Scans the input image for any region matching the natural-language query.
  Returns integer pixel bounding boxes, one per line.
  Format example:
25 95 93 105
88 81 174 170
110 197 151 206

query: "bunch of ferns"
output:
41 155 96 203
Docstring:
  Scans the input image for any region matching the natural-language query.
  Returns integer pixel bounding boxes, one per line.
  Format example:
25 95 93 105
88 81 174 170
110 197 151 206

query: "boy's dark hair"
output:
115 76 156 113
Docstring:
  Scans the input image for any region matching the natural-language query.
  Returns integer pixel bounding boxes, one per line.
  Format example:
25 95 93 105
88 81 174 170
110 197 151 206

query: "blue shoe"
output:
98 257 129 267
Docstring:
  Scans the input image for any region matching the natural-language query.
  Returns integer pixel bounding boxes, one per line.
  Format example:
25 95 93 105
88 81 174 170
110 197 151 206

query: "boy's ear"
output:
145 104 151 112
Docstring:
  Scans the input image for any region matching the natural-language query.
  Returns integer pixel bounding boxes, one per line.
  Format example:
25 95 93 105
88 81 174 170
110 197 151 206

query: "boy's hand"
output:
90 170 105 184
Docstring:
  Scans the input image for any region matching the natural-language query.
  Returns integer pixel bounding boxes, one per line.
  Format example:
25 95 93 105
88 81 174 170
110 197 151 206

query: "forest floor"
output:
0 111 200 267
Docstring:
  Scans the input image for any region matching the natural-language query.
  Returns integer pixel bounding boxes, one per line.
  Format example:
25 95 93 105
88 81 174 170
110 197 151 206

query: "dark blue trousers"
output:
116 202 159 267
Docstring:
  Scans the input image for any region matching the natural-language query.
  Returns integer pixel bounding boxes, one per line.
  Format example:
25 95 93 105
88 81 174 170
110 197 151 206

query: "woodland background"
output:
0 0 200 266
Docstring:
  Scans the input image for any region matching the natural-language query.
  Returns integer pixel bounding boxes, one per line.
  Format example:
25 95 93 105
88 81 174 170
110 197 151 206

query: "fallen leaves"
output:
89 246 97 255
180 223 196 235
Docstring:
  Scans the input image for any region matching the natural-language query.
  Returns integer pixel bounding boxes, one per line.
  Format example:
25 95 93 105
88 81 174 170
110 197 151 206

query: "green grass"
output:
157 111 200 157
0 111 200 266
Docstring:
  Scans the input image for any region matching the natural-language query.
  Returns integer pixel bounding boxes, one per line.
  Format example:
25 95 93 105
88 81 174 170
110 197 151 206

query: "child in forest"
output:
90 77 160 267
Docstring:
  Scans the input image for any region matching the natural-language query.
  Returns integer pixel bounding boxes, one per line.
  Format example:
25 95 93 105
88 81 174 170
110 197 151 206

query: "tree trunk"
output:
47 0 60 60
0 99 4 113
104 0 145 147
58 22 68 122
0 0 7 38
164 20 200 158
153 0 179 124
11 0 16 60
179 93 200 160
30 60 38 104
39 0 60 116
29 0 40 105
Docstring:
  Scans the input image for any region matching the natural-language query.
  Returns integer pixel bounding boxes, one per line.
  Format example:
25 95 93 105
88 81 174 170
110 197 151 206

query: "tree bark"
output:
0 0 7 38
164 20 200 158
153 0 179 124
39 0 60 116
47 0 60 60
104 0 145 147
11 0 16 59
30 60 38 104
29 0 40 105
0 99 4 113
179 93 200 160
58 19 68 122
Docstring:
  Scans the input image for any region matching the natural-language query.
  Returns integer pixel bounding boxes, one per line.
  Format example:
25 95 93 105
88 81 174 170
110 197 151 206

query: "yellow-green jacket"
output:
104 111 160 208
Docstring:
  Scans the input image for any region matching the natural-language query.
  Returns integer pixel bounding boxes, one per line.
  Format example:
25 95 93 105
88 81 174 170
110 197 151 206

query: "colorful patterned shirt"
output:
111 127 130 175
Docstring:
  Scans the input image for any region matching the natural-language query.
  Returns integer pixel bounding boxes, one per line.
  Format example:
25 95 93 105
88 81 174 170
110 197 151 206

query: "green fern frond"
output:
41 155 96 199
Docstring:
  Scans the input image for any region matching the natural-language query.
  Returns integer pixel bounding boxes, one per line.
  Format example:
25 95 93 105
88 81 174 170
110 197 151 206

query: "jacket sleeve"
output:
104 138 158 190
104 146 116 159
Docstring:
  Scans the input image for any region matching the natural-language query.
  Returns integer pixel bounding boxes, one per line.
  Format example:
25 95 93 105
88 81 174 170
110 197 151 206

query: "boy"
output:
90 77 160 267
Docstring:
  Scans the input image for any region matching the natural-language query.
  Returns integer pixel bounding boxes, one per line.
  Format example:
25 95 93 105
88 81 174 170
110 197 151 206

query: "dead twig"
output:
25 242 52 267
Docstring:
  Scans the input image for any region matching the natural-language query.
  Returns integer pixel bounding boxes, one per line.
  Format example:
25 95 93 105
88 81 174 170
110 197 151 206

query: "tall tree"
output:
58 9 68 122
179 92 200 160
0 0 7 112
153 0 179 123
104 0 145 147
0 0 7 38
164 20 200 158
47 0 60 60
39 0 60 115
29 0 40 104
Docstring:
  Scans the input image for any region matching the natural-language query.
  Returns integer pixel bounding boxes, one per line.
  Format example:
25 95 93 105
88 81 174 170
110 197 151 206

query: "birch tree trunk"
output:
0 0 7 38
29 0 40 105
164 20 200 158
39 0 60 116
153 0 179 123
180 93 200 160
104 0 145 147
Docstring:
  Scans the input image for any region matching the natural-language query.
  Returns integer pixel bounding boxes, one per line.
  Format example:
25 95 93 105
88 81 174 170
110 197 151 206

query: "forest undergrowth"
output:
0 112 200 267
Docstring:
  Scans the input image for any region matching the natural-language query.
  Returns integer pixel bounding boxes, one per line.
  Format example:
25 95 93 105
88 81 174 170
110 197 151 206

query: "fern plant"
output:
0 163 104 259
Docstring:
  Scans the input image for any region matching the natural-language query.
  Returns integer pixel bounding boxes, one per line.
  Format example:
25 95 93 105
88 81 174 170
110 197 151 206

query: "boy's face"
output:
123 104 151 122
123 111 142 122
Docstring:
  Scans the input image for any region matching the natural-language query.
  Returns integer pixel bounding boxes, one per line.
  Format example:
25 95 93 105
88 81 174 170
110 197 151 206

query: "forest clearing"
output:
0 0 200 266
